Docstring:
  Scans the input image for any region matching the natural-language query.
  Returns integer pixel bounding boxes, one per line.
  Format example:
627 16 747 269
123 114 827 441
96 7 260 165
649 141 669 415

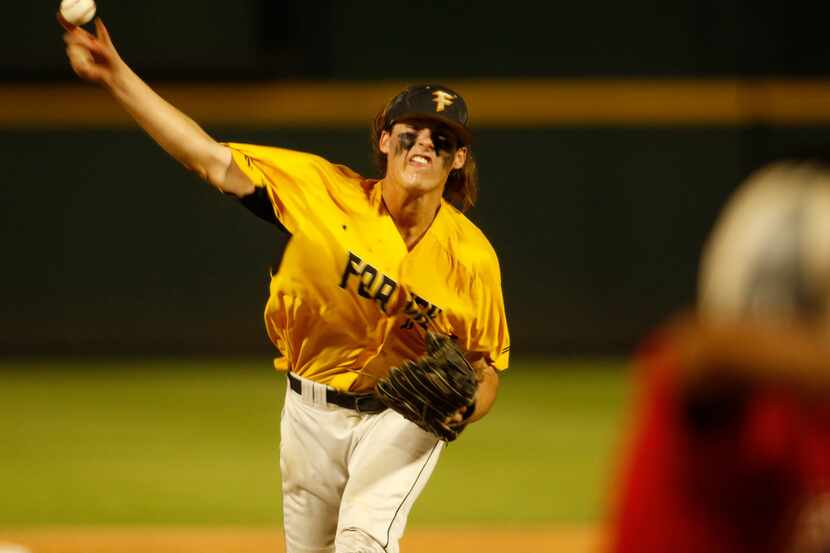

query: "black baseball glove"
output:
374 332 479 442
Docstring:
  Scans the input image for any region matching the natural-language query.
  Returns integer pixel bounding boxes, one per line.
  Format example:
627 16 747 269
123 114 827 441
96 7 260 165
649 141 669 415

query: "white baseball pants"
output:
280 374 444 553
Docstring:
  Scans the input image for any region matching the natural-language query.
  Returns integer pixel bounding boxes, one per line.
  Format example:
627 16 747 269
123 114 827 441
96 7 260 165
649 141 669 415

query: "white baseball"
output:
60 0 97 26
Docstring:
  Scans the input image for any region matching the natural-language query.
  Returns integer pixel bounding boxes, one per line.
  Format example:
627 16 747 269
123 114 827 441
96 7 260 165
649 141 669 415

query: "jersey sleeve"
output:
470 251 510 371
224 142 363 234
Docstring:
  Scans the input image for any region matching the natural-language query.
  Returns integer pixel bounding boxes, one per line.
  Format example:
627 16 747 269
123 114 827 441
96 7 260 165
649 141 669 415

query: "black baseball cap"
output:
384 84 472 145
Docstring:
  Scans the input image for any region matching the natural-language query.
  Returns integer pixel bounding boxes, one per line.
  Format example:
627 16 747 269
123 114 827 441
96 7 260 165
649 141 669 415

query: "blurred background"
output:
3 0 830 549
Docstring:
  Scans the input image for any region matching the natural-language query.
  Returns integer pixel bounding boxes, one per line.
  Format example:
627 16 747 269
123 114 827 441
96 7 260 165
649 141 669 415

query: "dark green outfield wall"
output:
6 1 830 81
5 126 830 355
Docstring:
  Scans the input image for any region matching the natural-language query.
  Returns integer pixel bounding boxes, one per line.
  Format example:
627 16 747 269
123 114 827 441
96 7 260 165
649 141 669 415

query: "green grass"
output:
0 357 631 526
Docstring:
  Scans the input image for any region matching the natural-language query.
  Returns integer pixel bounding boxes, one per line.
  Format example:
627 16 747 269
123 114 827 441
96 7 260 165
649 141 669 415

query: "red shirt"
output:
609 331 830 553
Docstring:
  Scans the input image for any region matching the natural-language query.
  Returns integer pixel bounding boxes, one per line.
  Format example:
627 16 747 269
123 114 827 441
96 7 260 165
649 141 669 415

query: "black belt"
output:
287 372 387 414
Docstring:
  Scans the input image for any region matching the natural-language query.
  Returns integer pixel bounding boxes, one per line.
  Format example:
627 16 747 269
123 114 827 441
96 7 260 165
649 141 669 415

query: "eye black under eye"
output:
436 134 458 149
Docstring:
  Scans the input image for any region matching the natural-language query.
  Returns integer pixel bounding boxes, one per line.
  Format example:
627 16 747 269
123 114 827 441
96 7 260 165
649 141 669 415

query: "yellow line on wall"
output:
4 79 830 128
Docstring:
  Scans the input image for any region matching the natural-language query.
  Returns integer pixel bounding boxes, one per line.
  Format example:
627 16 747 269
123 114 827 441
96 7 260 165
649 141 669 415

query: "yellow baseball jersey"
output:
227 143 510 392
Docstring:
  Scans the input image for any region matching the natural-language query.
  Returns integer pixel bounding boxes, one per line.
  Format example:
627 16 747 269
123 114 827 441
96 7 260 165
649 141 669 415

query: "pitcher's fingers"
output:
63 27 99 52
94 18 112 46
63 30 87 47
63 27 90 44
63 34 93 55
66 44 94 71
57 11 76 31
74 23 97 42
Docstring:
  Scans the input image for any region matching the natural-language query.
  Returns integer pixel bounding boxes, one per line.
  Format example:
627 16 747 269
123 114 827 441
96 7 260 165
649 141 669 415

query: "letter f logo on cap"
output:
432 90 456 112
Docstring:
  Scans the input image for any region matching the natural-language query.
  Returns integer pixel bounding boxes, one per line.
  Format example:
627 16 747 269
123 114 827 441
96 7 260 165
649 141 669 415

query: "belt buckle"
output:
354 394 377 414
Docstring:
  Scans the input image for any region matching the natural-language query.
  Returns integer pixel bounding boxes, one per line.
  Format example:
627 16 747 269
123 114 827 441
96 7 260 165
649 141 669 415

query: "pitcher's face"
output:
380 119 467 194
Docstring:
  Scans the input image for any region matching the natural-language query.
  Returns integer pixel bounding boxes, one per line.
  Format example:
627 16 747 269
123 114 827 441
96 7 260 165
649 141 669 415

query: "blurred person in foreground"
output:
608 162 830 553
